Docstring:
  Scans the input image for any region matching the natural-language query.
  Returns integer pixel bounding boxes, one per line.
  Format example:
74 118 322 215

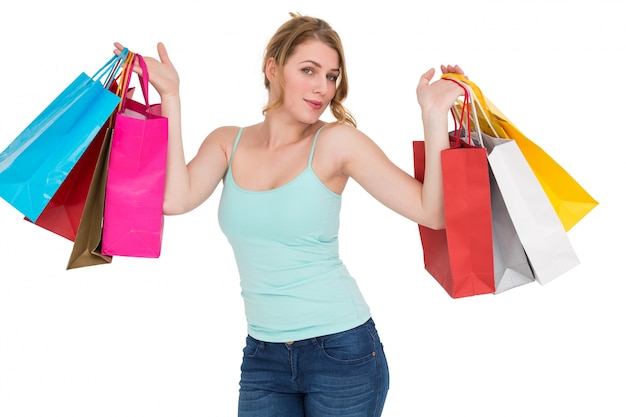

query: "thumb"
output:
418 68 435 88
156 42 171 65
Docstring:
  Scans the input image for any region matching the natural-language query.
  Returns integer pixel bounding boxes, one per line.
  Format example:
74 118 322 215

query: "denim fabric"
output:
238 318 389 417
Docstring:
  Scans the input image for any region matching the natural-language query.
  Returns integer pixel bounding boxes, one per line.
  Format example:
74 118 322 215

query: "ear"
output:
265 57 277 85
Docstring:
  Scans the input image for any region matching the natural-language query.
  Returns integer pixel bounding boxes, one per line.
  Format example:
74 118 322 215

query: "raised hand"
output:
416 65 467 115
113 42 180 99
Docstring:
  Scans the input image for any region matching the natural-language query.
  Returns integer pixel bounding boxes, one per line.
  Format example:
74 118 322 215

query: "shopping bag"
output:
0 50 128 221
487 99 597 231
481 133 580 285
488 167 536 293
413 127 495 298
26 82 135 241
101 54 168 258
66 126 114 269
451 80 581 285
441 73 598 231
66 52 137 268
445 78 535 293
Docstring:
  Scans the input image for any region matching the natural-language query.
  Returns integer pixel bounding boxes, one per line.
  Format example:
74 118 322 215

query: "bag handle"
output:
441 73 507 138
103 48 129 90
136 54 151 108
92 48 129 88
443 78 472 145
469 83 500 140
117 53 153 113
442 76 499 147
116 51 136 113
446 77 483 146
450 78 485 146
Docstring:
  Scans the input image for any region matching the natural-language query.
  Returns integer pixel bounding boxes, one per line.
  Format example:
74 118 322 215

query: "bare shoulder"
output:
320 122 364 140
204 125 242 146
318 122 381 160
195 125 242 158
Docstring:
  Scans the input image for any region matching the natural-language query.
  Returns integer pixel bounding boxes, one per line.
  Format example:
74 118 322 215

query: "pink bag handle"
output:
136 54 151 108
119 53 153 114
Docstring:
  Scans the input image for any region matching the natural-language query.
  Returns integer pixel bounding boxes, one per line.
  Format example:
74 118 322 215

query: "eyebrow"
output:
299 60 340 73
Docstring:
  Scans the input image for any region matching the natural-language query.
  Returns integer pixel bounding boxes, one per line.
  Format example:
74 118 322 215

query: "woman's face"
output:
279 39 340 123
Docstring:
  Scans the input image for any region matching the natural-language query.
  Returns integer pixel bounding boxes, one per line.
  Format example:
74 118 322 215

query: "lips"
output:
305 99 323 110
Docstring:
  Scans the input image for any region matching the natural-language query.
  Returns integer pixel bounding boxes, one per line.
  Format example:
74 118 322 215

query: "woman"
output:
116 12 465 417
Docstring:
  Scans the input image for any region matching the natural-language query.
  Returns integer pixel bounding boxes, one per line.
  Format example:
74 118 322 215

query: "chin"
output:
297 114 321 125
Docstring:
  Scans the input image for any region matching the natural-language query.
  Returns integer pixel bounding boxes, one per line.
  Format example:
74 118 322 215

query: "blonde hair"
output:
262 13 356 127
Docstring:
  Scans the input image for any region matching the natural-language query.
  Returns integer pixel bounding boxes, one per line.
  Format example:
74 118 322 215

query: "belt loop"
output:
311 337 321 349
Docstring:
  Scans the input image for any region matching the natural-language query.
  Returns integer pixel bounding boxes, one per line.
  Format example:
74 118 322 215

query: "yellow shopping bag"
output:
442 73 598 231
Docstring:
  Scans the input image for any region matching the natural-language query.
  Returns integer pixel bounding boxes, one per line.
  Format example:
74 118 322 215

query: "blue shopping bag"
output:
0 49 128 221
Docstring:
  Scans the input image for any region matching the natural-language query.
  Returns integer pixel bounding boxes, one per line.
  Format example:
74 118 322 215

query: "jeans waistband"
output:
250 317 375 347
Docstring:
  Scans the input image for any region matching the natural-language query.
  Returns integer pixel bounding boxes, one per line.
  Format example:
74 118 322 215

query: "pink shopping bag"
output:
102 54 168 258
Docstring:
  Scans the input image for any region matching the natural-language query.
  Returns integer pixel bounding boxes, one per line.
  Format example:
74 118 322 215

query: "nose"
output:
313 75 328 95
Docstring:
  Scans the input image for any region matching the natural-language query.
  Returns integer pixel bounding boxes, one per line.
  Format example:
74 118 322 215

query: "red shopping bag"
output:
413 130 494 298
66 61 137 268
101 53 168 258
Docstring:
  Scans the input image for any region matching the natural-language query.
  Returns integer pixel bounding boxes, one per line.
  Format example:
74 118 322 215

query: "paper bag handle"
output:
92 48 129 89
444 78 473 145
118 53 154 115
443 76 500 147
118 51 135 106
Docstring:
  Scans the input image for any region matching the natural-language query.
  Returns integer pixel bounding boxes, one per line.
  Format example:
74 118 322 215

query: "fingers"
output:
114 42 171 67
113 42 125 55
440 64 468 78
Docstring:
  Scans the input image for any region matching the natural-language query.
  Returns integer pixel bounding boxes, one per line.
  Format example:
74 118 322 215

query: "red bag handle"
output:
443 76 502 148
443 77 470 145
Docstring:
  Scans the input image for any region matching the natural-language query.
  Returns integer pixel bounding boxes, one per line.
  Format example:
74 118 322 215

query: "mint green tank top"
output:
218 126 371 342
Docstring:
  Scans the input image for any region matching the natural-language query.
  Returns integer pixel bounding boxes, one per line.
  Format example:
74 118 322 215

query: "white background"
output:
1 0 624 416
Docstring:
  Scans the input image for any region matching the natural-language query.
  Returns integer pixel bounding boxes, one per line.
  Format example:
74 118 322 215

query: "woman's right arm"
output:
114 42 229 215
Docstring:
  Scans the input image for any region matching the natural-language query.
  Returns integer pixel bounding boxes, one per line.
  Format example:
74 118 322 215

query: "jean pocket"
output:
320 325 377 364
242 335 260 358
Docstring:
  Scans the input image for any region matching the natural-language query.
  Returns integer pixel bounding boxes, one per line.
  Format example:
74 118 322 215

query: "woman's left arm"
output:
339 66 466 229
337 125 437 227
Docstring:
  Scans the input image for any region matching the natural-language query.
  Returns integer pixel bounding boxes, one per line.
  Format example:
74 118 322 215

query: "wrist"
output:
421 108 449 125
159 92 181 102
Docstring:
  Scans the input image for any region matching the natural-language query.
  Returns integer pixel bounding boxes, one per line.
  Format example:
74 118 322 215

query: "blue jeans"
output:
238 318 389 417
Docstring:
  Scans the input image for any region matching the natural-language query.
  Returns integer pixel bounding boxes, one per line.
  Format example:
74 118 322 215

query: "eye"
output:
327 74 338 82
302 67 314 75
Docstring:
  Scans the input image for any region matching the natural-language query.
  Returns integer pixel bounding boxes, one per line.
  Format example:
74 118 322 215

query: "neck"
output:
260 113 321 148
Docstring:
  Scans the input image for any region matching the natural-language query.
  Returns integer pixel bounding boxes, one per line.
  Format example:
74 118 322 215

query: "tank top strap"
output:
228 127 245 170
307 124 328 168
